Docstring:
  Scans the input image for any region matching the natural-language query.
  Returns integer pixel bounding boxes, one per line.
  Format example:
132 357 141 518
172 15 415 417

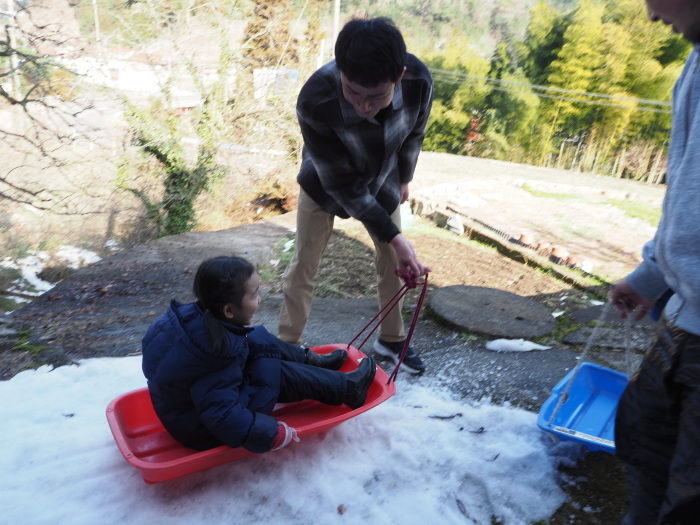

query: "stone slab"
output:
562 326 651 351
429 285 555 338
570 304 656 328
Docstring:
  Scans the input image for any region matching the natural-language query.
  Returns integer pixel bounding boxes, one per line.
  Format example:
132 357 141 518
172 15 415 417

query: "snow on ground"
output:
484 339 552 352
0 356 582 525
1 246 101 302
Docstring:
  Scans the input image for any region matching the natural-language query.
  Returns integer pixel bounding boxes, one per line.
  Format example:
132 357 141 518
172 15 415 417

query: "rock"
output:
429 285 555 338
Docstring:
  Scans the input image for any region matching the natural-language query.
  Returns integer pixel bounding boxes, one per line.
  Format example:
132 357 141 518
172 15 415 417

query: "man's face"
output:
340 73 397 119
646 0 700 43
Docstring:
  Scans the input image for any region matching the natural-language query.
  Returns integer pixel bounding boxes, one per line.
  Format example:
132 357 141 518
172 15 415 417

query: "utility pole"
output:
91 0 101 43
332 0 340 53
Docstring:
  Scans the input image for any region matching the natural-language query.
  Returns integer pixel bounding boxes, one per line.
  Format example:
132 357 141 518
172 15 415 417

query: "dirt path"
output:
411 152 664 282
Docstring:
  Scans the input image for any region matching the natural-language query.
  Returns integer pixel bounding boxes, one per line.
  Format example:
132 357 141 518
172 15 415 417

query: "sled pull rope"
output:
548 298 633 426
345 270 428 384
623 312 633 377
387 271 429 384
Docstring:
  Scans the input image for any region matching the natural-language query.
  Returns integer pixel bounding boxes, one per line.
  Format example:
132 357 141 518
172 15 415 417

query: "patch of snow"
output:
485 339 552 352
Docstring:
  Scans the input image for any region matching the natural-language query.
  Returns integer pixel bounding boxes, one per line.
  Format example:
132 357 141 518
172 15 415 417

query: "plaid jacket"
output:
296 53 433 243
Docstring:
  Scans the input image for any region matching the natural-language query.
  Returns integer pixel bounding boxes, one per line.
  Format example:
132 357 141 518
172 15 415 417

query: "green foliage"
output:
522 1 569 85
119 38 231 237
422 0 690 183
604 198 662 226
423 101 471 154
545 0 605 129
13 329 48 357
479 43 541 158
121 95 203 236
423 36 492 155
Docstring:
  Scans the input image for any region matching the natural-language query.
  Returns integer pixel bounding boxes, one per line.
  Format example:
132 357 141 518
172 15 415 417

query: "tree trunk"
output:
647 147 664 185
614 148 626 178
557 140 566 169
571 140 583 171
592 148 601 174
634 143 652 182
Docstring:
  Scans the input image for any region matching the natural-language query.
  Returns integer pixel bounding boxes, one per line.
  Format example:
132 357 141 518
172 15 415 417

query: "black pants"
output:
276 340 347 406
615 317 700 525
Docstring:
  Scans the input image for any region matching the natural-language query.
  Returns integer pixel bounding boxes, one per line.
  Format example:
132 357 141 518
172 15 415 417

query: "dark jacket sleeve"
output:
190 365 278 453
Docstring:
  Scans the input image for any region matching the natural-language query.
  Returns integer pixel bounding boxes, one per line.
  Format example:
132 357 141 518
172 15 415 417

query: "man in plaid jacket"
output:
278 17 433 374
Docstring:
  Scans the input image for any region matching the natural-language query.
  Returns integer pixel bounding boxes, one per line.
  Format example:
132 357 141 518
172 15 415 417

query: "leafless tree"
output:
0 0 106 214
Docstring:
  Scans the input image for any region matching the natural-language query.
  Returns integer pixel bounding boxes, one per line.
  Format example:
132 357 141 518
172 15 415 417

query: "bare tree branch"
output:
0 1 111 216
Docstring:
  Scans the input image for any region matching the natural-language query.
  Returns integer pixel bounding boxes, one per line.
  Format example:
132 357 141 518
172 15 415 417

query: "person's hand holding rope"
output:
611 278 653 321
390 233 431 279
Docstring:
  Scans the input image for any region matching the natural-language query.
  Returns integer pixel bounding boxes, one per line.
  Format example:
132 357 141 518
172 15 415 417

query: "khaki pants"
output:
278 188 405 345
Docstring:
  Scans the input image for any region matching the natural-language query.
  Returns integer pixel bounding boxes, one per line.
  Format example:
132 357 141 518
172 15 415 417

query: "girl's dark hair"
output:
193 256 255 356
334 17 406 87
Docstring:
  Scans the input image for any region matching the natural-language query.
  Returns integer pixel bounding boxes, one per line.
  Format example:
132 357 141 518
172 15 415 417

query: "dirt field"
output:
410 152 663 283
263 216 585 306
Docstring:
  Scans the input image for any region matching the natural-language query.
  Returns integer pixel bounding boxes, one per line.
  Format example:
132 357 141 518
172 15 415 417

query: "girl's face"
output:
223 272 261 326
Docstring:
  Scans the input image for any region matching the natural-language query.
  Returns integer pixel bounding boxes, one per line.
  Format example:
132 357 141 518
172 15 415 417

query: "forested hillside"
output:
68 0 688 182
333 0 689 181
420 1 690 181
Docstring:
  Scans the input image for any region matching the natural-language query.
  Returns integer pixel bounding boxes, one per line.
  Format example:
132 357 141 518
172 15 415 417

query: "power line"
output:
429 68 672 114
431 68 671 106
479 83 672 114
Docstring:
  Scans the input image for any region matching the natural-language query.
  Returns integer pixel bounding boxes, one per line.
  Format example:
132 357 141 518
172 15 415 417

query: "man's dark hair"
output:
334 17 407 87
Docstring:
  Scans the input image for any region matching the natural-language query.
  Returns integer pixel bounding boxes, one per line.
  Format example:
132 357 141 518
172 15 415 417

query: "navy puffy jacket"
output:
142 300 286 452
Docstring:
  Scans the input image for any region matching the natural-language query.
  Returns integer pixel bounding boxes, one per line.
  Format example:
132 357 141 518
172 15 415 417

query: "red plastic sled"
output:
106 344 395 484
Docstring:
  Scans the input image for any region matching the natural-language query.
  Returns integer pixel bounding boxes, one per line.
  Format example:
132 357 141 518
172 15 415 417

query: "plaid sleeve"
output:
297 108 400 242
397 71 433 183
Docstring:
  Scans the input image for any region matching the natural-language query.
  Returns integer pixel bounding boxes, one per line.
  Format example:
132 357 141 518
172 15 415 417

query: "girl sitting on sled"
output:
142 255 376 453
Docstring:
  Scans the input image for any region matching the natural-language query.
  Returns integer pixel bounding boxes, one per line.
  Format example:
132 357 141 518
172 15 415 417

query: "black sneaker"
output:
373 340 425 375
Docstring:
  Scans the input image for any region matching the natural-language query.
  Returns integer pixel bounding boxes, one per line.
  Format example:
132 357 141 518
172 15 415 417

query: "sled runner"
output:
106 344 395 484
537 362 628 454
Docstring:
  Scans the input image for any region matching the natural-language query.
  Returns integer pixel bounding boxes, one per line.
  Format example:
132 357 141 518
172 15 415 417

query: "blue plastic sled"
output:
537 362 628 454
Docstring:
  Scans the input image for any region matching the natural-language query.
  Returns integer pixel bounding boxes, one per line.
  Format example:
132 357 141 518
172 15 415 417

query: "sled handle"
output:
549 299 620 425
345 270 428 384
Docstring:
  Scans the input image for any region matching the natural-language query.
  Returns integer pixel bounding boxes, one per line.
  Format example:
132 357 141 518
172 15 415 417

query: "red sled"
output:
106 344 395 484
